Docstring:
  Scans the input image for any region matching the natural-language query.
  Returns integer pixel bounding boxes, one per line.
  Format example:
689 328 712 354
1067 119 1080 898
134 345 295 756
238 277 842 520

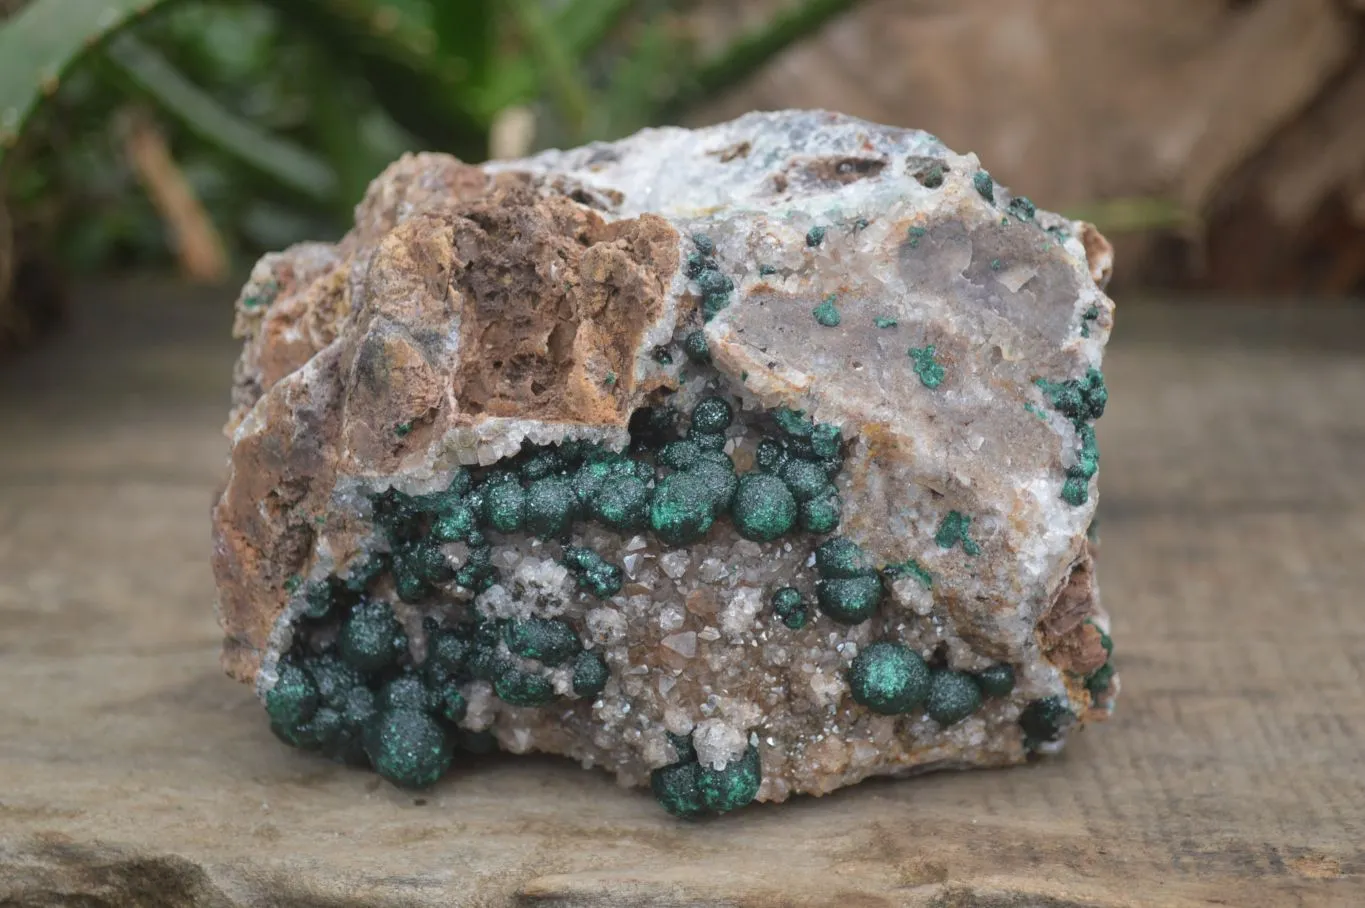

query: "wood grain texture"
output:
0 282 1362 907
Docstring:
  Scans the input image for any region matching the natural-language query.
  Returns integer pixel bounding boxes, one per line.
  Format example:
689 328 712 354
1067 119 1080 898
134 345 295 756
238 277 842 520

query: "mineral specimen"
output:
211 110 1118 817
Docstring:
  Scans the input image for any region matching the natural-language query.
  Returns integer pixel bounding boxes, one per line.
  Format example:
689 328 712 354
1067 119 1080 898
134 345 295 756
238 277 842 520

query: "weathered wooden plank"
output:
0 284 1361 906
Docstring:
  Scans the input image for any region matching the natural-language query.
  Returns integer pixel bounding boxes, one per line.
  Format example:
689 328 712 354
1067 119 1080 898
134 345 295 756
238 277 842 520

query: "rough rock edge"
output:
212 110 1118 801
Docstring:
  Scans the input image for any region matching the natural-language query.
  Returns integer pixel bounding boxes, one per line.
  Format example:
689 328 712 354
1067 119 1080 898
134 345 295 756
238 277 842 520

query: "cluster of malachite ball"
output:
840 651 1077 750
812 294 841 327
907 344 946 389
1035 367 1108 506
268 390 853 802
1006 196 1037 222
770 587 808 630
650 731 762 819
358 392 835 595
812 536 883 624
846 641 1016 727
754 408 845 536
1080 305 1101 338
644 399 846 547
686 234 735 322
934 510 981 556
267 588 614 789
260 170 1108 814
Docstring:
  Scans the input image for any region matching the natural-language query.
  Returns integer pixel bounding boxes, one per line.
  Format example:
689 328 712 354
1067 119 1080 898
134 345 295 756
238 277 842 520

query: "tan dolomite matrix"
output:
211 110 1118 817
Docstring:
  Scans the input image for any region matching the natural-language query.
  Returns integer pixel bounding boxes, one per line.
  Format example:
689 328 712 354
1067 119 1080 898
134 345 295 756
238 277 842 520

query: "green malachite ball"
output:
523 475 576 538
379 671 439 714
518 449 565 482
1020 696 1072 744
731 473 797 541
683 329 710 363
660 440 703 470
572 649 610 698
302 579 339 619
696 268 733 297
364 708 453 789
431 502 476 542
265 662 318 728
690 457 738 515
777 458 828 502
815 575 882 624
925 670 983 725
810 423 841 459
974 169 994 202
423 629 468 681
306 655 366 710
340 685 377 731
773 407 813 438
650 472 716 545
976 663 1016 698
592 475 650 530
688 429 727 452
562 546 624 599
482 478 526 533
494 668 557 708
848 642 929 714
755 438 787 473
771 586 808 630
690 396 733 434
651 761 706 818
697 746 762 814
338 601 407 672
504 617 581 666
812 297 841 327
814 536 874 578
799 492 841 534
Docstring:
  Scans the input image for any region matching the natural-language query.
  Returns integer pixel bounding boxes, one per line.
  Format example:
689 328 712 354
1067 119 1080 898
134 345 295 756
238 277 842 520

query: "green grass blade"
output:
429 0 493 90
506 0 593 139
105 33 337 202
658 0 861 120
0 0 177 169
557 0 636 55
479 0 635 120
596 16 687 140
269 0 488 159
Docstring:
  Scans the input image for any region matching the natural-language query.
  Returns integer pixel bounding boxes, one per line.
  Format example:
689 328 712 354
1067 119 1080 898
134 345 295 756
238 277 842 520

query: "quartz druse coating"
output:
212 110 1118 816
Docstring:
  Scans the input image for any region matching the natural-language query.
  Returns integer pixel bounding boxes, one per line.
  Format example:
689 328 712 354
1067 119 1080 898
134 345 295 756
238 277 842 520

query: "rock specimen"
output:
211 110 1118 817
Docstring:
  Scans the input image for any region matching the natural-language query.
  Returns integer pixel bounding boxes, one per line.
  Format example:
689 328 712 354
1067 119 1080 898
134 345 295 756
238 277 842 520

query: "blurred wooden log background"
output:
695 0 1365 298
2 0 1362 354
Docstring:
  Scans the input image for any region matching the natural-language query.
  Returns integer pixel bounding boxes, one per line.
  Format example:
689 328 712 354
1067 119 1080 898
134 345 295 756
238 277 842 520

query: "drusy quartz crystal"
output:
212 111 1118 816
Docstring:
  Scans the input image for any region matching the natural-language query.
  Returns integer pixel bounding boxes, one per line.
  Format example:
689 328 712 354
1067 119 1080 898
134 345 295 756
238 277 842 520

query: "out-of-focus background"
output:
2 0 1363 353
4 5 1365 904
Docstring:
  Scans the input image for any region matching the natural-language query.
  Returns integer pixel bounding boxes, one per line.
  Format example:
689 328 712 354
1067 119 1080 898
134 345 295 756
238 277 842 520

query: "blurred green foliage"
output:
0 0 860 274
